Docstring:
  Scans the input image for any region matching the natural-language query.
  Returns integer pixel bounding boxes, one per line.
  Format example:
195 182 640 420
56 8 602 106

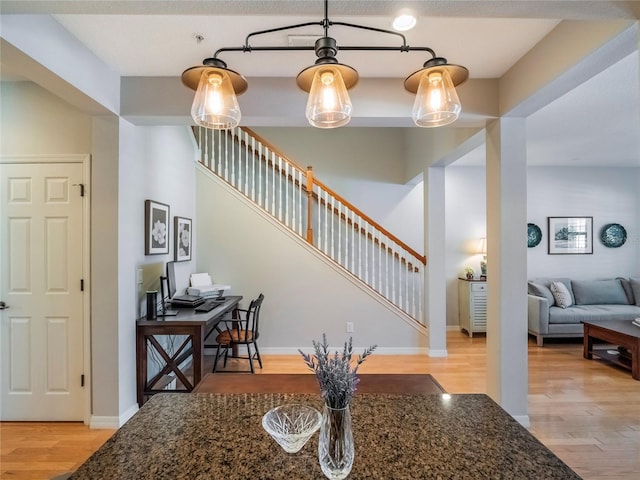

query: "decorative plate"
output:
527 223 542 248
600 223 627 248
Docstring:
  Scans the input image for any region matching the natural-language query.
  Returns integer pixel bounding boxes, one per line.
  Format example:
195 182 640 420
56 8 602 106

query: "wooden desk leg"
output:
193 325 204 388
632 341 639 380
583 325 593 359
136 328 148 407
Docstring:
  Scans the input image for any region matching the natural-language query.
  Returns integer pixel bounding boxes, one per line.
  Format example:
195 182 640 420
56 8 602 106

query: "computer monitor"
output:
166 261 177 299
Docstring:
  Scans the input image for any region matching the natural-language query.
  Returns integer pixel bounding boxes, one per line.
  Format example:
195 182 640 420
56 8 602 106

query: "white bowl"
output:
262 404 322 453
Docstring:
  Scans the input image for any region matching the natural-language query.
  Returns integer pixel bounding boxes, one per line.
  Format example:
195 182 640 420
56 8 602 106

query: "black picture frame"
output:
174 216 192 262
547 216 593 255
144 200 170 255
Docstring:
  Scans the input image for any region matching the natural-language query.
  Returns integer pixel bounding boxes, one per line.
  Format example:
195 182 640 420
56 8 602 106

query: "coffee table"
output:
583 319 640 380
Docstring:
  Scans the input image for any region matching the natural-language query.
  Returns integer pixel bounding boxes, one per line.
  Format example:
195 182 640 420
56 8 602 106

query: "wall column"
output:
425 166 447 357
485 118 529 424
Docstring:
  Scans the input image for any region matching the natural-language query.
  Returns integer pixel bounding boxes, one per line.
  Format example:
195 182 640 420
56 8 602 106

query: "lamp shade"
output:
302 66 353 129
411 67 461 127
191 69 241 129
477 237 487 255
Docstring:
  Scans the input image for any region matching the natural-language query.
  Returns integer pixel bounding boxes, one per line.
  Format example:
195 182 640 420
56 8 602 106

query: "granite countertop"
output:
71 393 580 479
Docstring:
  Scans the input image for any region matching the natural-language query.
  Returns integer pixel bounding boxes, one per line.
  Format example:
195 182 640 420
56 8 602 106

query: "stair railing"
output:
194 126 426 323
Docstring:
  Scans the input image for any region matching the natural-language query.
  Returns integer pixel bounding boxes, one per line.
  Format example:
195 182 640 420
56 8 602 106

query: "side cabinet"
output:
458 279 488 337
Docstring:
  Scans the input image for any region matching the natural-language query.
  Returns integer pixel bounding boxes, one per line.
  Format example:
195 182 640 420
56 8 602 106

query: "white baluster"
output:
277 156 283 222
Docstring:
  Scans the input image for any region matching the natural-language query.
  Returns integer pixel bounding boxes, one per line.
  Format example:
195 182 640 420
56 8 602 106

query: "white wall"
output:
445 167 487 326
196 168 427 352
527 166 640 278
117 124 197 417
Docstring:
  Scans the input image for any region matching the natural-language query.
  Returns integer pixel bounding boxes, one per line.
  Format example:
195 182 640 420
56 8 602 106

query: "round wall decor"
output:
527 223 542 248
600 223 627 248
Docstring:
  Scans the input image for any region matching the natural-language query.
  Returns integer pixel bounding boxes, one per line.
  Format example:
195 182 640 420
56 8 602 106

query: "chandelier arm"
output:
214 45 319 59
244 21 324 47
213 44 437 61
328 20 408 48
339 45 436 58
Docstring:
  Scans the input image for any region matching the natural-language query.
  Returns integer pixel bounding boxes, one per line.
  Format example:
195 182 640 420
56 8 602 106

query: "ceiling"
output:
1 0 639 167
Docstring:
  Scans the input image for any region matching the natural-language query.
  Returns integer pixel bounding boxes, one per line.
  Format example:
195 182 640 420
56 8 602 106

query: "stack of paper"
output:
633 318 640 328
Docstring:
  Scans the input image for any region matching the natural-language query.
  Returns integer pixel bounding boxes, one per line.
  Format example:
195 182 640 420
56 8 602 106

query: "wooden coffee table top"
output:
193 373 446 395
582 319 640 339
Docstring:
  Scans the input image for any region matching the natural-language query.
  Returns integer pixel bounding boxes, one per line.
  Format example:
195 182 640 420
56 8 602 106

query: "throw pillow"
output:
572 279 628 305
617 277 635 305
630 277 640 307
528 282 555 305
550 281 573 308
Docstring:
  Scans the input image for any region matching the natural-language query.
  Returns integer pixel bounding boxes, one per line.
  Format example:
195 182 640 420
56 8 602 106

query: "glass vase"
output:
318 404 354 480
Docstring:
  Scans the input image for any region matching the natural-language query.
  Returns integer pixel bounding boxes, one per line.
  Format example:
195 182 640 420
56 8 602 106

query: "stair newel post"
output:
306 166 314 244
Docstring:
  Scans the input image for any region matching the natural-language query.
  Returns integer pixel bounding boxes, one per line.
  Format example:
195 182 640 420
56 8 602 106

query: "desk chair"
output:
212 293 264 374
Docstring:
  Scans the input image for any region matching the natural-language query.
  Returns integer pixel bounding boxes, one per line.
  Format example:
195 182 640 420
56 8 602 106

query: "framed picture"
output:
548 216 593 255
145 200 170 255
174 216 192 262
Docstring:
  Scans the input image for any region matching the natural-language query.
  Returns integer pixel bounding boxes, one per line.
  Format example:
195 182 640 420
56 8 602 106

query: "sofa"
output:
527 277 640 346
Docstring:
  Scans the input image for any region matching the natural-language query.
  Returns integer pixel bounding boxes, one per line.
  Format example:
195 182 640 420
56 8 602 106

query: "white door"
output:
1 161 85 420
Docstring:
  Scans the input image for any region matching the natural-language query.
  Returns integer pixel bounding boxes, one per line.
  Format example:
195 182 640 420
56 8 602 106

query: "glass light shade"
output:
412 68 461 127
191 70 241 130
305 68 352 128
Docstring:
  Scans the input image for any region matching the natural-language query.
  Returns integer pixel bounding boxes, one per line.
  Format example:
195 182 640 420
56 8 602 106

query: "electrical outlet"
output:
346 322 354 333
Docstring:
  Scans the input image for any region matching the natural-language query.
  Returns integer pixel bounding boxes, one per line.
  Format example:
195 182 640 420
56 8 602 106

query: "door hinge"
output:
81 279 84 291
81 374 85 387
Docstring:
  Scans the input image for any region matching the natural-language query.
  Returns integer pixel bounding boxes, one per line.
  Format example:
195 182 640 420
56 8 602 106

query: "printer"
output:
187 273 230 298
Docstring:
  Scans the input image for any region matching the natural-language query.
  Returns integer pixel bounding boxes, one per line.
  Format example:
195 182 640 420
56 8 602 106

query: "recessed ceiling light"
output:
392 13 417 32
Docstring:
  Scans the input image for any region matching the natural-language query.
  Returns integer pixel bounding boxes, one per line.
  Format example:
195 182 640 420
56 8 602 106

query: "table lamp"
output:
477 238 487 279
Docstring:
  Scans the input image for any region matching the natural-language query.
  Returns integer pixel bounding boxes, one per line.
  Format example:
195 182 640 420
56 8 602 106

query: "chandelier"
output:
181 0 468 130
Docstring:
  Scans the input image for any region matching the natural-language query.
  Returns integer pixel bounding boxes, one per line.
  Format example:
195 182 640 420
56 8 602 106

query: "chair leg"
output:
223 346 230 367
246 344 255 374
254 342 263 369
212 344 221 373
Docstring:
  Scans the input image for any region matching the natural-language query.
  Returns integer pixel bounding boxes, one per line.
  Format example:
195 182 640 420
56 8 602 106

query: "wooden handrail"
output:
312 174 426 264
241 127 307 176
238 127 426 266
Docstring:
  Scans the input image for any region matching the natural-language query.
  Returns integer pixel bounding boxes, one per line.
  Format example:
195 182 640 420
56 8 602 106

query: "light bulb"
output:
191 70 241 130
305 68 352 128
392 14 416 31
412 68 461 128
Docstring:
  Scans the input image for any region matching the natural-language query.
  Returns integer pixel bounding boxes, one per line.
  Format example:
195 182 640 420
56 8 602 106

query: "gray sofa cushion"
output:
528 281 554 305
630 277 640 307
531 277 575 304
617 277 635 304
548 304 640 324
571 279 628 305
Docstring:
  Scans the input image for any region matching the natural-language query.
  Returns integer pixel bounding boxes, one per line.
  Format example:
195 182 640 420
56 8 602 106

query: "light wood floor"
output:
2 331 639 480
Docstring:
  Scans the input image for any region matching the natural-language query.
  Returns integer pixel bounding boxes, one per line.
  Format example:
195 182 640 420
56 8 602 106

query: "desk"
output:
72 391 579 479
136 295 242 406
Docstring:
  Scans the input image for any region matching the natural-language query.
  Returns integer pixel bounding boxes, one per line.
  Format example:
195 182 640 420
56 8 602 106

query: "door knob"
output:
0 301 8 310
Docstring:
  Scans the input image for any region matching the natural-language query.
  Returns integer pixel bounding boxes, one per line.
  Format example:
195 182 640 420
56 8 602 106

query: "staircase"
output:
193 126 426 325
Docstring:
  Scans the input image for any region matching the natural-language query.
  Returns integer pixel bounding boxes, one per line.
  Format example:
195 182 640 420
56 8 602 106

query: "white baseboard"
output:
513 415 531 428
427 349 448 357
90 403 139 429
